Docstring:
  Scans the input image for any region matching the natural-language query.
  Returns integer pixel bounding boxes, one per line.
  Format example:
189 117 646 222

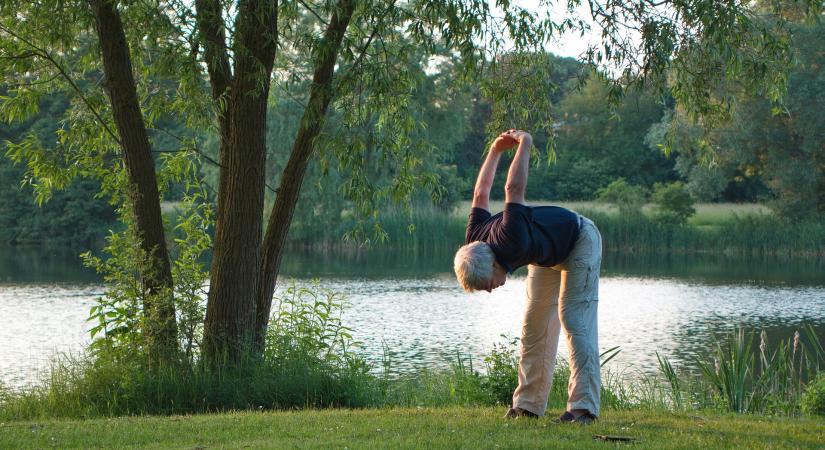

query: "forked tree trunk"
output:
194 0 232 238
195 0 356 359
255 0 357 351
200 0 278 362
90 0 177 363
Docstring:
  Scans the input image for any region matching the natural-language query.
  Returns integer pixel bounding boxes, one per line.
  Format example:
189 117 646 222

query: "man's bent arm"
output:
472 150 502 211
504 132 532 205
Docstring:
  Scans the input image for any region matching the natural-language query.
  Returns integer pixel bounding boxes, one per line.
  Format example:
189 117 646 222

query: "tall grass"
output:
285 202 824 257
581 211 825 257
0 355 378 419
455 201 773 224
655 325 824 415
287 207 465 252
379 340 624 412
170 198 823 257
2 328 822 420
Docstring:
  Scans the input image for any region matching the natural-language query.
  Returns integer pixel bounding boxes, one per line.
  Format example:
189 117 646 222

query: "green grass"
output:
455 200 773 225
217 200 821 257
2 407 823 449
447 201 822 257
1 322 822 448
685 203 772 226
454 200 617 217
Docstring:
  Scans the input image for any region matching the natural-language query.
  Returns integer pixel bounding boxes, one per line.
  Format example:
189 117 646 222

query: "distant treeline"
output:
0 96 116 248
2 21 823 248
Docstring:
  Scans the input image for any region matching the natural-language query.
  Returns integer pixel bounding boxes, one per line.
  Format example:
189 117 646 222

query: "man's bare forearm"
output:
504 133 532 205
472 149 502 210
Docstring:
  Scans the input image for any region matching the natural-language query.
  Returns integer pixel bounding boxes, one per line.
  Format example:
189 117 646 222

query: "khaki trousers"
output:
512 217 602 417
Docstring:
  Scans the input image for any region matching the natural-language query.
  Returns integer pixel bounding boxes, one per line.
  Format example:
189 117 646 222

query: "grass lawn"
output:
2 407 823 449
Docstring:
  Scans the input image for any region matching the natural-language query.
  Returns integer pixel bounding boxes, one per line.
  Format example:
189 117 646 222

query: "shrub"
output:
0 282 379 420
596 178 647 215
482 336 520 405
651 181 696 224
801 373 825 416
266 281 373 381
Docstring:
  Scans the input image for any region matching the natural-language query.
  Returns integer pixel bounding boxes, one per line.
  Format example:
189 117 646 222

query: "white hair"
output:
453 241 495 292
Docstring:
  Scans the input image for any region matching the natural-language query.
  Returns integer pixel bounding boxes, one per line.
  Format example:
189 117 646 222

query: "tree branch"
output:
257 0 357 349
335 0 399 86
2 72 61 88
194 0 233 100
297 0 328 25
0 23 122 146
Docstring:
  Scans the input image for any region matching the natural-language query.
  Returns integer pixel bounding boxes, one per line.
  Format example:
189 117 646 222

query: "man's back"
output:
465 203 580 272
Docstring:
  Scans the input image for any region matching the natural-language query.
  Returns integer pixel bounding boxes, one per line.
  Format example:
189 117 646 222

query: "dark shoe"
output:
573 412 598 425
553 411 576 423
504 406 539 419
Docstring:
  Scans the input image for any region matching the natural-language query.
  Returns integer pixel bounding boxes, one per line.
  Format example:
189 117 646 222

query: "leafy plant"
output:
657 352 684 410
697 327 757 413
482 336 520 405
82 213 153 359
800 372 825 416
82 153 212 364
651 181 696 224
265 281 368 375
596 178 648 215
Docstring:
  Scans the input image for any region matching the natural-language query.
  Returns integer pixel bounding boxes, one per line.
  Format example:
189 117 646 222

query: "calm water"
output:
1 247 824 389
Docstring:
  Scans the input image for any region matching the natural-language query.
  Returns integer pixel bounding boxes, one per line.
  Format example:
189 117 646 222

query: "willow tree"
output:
0 0 818 363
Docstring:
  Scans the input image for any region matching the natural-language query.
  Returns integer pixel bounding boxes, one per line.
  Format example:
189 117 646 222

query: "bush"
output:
651 181 695 224
266 281 373 381
482 336 520 405
0 282 379 420
596 178 647 215
801 373 825 416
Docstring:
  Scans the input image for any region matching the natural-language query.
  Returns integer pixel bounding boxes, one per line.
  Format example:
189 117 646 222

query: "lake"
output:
1 247 824 390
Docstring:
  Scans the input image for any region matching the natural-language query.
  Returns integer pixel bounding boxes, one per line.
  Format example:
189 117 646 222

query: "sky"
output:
509 0 604 59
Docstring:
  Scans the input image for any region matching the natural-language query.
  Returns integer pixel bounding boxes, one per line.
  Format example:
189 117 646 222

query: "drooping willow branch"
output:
0 23 122 147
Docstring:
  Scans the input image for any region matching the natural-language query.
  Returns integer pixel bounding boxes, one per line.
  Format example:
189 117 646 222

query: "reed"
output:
655 325 824 415
657 352 684 410
3 330 822 420
285 205 825 257
287 207 466 252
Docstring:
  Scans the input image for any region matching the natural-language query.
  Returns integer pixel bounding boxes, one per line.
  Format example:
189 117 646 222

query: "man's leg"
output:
559 218 603 418
511 264 562 416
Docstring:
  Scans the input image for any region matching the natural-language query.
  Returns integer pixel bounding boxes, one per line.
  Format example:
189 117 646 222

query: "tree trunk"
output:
195 0 232 243
201 0 278 362
255 0 356 351
90 0 177 363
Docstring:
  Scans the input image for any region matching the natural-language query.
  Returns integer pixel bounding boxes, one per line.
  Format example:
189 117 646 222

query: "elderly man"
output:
453 129 603 424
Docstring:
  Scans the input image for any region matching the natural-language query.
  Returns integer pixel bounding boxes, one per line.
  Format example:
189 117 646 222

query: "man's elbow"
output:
505 183 525 197
473 191 490 204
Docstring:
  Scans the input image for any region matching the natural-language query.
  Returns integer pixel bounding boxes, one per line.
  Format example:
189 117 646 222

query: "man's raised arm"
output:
472 131 518 211
504 131 532 205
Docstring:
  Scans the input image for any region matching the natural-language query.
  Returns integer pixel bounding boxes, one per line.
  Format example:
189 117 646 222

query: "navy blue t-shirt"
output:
465 203 580 273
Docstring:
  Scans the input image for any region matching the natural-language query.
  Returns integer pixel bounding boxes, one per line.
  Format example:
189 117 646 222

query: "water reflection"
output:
288 276 825 376
278 248 825 286
1 246 823 389
3 246 824 286
605 252 825 287
0 247 98 283
0 284 99 388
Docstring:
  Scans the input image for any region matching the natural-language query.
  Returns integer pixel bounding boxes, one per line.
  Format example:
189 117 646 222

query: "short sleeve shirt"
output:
465 203 580 273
